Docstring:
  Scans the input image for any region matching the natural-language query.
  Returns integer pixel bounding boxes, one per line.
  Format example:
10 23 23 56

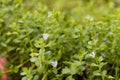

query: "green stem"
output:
102 75 105 80
42 71 48 80
17 59 29 68
89 75 93 80
115 66 119 80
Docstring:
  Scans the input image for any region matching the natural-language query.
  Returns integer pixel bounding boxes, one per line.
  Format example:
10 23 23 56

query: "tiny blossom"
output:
51 61 58 67
90 52 96 58
43 33 49 40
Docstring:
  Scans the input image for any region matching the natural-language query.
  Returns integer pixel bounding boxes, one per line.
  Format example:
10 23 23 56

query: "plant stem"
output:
115 66 119 80
42 71 48 80
102 75 105 80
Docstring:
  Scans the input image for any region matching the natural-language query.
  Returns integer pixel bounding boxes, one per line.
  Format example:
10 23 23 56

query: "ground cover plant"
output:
0 0 120 80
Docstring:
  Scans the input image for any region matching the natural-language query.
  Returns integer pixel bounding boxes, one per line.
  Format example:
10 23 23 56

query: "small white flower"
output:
43 33 49 40
51 61 58 67
90 52 96 58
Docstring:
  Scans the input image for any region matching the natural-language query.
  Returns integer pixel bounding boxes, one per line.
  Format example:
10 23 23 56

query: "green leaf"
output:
98 56 103 62
108 75 114 79
66 75 75 80
13 67 19 73
102 70 107 75
22 77 27 80
62 67 70 74
91 63 98 67
21 72 26 76
33 75 39 80
30 57 37 62
93 70 101 76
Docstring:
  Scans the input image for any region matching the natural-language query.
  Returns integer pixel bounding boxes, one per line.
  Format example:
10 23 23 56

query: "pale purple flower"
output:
51 61 58 67
90 52 96 58
43 33 49 40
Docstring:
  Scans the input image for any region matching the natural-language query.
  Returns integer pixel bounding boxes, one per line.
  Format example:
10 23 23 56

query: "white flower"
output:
90 52 96 58
43 33 49 40
51 61 58 67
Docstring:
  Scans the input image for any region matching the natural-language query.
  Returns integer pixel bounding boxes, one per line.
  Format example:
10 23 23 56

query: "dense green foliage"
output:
0 0 120 80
